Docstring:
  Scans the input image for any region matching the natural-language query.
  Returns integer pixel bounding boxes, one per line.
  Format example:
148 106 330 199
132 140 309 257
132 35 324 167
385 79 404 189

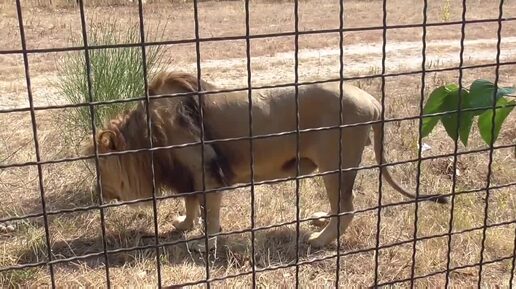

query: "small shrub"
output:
55 18 169 138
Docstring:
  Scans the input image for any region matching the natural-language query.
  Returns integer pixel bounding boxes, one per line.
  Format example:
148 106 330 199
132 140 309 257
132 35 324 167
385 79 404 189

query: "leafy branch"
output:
422 79 515 146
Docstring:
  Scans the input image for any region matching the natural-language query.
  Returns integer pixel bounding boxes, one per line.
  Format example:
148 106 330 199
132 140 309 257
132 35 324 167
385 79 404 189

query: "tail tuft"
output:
435 195 449 204
425 194 449 204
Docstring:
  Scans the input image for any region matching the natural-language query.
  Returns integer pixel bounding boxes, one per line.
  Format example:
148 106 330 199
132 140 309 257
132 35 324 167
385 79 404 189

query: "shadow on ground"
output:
4 179 355 276
12 220 335 271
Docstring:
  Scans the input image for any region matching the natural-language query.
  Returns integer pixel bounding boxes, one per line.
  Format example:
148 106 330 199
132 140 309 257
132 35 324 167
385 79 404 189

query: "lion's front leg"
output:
172 195 200 231
170 138 225 251
201 191 223 235
189 191 222 252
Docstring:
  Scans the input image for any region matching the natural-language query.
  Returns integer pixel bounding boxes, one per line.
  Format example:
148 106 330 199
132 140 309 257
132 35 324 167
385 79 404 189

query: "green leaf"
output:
421 116 440 139
422 83 458 137
468 79 515 115
477 98 516 145
439 88 473 146
458 111 474 146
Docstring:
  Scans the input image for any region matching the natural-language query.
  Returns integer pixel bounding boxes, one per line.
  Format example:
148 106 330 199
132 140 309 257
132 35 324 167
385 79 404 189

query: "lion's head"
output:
83 114 156 203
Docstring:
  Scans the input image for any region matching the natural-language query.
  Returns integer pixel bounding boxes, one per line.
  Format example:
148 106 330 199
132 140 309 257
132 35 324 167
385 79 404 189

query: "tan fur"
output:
84 71 447 250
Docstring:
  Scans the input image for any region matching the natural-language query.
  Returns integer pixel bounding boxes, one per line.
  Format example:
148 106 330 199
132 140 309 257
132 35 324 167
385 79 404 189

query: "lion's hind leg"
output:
307 170 357 248
306 126 369 248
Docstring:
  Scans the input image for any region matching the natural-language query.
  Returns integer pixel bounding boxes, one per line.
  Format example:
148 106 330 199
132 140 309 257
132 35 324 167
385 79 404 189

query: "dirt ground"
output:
1 0 515 288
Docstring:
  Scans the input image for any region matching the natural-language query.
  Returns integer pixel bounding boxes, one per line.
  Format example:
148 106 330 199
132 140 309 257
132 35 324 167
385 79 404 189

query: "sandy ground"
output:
2 36 516 110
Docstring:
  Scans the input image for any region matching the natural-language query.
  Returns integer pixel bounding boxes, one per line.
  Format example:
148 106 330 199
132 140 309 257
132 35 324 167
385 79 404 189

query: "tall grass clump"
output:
55 19 169 139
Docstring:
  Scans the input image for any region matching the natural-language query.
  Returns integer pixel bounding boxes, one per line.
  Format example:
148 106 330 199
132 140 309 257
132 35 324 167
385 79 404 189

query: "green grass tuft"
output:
55 18 169 137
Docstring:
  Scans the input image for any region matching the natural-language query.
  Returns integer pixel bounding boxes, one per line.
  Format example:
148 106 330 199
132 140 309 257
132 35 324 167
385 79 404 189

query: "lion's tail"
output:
371 123 448 204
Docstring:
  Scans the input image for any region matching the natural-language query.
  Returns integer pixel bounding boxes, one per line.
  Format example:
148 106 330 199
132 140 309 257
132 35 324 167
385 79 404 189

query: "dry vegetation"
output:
1 0 515 287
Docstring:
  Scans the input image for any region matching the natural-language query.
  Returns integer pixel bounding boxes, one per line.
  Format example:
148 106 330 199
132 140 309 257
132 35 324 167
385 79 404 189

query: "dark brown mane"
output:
148 72 234 186
88 71 234 200
148 72 208 137
95 72 234 198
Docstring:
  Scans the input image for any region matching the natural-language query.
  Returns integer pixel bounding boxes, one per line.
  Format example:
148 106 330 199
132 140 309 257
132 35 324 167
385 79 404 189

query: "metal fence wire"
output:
1 0 515 287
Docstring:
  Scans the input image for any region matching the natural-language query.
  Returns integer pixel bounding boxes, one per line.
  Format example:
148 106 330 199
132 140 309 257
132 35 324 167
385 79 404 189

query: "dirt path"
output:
2 36 515 110
193 36 516 87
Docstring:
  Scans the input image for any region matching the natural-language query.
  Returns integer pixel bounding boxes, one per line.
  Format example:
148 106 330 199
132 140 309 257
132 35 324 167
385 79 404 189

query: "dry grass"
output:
1 0 515 287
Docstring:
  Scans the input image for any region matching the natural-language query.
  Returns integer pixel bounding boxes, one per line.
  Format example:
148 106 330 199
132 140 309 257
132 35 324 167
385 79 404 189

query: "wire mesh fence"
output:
0 0 515 287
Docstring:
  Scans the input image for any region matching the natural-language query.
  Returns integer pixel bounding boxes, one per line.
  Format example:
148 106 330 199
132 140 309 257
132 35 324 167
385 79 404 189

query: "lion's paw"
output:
310 212 329 227
307 231 330 248
172 215 195 231
188 237 217 253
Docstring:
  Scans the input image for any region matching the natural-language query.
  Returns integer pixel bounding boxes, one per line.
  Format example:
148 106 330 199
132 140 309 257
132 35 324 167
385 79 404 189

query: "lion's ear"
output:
97 130 126 152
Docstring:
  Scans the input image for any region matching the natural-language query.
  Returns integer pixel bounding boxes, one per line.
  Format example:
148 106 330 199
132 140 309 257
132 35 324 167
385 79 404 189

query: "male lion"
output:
84 71 447 250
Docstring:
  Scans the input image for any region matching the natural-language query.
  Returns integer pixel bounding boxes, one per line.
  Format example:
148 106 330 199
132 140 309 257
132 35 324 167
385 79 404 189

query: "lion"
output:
84 71 448 250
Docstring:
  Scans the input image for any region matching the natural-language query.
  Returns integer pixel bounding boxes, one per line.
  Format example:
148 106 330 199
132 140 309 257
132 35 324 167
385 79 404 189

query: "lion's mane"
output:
85 72 232 199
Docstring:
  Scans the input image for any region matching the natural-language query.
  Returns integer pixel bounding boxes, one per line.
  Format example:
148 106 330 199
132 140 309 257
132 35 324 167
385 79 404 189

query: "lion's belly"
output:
218 132 318 184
